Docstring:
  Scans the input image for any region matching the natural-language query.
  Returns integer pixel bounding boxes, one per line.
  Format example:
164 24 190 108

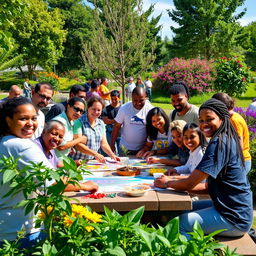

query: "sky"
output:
143 0 256 39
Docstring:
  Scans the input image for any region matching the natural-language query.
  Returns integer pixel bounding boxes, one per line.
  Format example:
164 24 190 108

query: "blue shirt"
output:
169 141 190 165
196 136 253 232
72 113 106 160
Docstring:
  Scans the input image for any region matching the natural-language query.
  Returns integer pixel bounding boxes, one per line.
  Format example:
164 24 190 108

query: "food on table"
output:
148 168 166 175
116 166 141 176
124 185 150 197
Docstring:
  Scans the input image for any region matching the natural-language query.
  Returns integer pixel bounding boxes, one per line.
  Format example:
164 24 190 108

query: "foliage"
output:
168 0 249 60
36 71 60 91
244 22 256 71
46 0 95 72
82 0 157 102
154 57 214 95
9 0 66 79
214 56 251 97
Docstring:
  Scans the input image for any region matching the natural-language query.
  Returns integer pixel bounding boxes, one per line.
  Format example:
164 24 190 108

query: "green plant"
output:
214 57 251 97
36 71 60 91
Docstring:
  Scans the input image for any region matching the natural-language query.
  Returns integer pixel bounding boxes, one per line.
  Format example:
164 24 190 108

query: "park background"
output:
1 0 256 254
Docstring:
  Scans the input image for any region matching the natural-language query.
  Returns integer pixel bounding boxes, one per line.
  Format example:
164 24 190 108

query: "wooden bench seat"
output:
216 233 256 256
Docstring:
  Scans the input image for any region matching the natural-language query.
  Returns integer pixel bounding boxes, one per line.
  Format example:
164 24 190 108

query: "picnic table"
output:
65 157 192 214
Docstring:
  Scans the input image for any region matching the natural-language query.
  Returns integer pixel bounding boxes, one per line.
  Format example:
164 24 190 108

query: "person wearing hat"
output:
169 81 199 124
125 77 136 101
154 98 253 240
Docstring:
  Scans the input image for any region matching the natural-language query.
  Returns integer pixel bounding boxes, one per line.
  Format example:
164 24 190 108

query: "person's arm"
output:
154 169 209 193
111 122 122 152
62 177 98 193
136 141 153 158
57 136 87 151
101 136 120 161
102 116 115 125
146 156 182 166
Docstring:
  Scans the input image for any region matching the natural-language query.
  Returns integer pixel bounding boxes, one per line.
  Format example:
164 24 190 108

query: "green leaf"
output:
106 246 126 256
24 200 35 215
125 206 144 224
3 169 16 184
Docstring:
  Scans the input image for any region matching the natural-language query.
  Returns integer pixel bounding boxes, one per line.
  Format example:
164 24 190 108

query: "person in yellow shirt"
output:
212 93 251 174
99 77 111 105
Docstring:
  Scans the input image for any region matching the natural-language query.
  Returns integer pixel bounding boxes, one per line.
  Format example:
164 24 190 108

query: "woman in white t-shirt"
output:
136 107 172 158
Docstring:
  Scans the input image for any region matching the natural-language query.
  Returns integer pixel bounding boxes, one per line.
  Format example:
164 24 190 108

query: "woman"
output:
52 97 87 161
154 98 253 238
147 120 189 166
0 97 98 247
73 96 120 163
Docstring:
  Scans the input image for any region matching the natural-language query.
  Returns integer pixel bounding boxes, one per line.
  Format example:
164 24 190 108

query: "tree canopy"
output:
169 0 248 59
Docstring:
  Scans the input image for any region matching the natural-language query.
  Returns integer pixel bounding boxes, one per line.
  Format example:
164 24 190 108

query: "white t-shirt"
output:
32 109 45 139
175 146 204 175
115 101 154 150
125 82 136 94
147 130 172 150
0 136 54 241
144 80 152 88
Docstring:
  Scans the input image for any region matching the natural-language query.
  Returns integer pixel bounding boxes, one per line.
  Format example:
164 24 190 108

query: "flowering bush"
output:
153 58 214 95
214 57 251 97
36 71 60 91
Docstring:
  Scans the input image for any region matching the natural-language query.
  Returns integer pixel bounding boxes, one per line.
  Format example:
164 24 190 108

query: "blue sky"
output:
143 0 256 39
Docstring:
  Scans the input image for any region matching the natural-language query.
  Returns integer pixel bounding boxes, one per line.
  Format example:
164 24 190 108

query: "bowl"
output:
124 185 150 197
116 166 141 176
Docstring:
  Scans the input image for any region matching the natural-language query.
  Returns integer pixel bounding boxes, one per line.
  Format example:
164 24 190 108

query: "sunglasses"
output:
37 92 52 102
73 106 84 114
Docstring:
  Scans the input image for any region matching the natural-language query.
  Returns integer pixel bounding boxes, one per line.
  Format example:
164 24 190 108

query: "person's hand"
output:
111 155 121 162
79 135 87 144
94 152 106 163
146 156 160 164
154 175 169 188
69 147 76 155
143 150 154 158
165 168 177 176
136 149 146 158
102 116 108 123
80 181 98 193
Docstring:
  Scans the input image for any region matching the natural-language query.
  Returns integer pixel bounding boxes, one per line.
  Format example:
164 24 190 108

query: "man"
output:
125 77 136 101
169 81 199 124
45 84 86 122
31 82 54 139
83 78 92 92
0 85 21 103
144 76 153 101
99 77 111 105
111 87 153 155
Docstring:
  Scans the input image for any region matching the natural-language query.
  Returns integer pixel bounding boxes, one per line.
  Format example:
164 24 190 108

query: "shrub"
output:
153 57 214 96
36 71 60 91
214 57 251 97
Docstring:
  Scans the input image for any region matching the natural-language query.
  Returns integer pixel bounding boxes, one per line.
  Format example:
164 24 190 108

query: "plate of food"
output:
124 185 150 197
116 166 141 176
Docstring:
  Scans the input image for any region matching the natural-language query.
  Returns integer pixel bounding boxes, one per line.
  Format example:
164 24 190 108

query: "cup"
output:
153 173 164 179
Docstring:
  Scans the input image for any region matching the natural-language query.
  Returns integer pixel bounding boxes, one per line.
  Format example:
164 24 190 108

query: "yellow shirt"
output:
230 112 251 161
99 84 110 100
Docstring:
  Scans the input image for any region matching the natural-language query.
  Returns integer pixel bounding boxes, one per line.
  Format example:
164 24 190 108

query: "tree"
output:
47 0 95 72
9 0 66 78
82 0 158 102
245 22 256 70
169 0 248 59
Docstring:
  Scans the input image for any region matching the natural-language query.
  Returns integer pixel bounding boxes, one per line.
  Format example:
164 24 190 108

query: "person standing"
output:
0 85 21 103
125 77 136 102
144 76 153 101
111 87 153 155
99 77 111 106
23 79 31 98
169 81 199 124
135 76 145 88
31 82 54 139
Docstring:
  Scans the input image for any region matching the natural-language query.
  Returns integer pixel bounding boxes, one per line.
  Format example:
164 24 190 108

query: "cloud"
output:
238 16 256 26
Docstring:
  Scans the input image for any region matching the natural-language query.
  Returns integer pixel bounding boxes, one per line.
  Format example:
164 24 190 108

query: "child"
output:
147 120 189 166
166 123 207 176
154 98 253 239
136 107 172 158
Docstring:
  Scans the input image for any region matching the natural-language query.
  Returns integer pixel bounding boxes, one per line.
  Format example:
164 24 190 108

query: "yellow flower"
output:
63 216 73 227
37 206 53 220
85 225 94 232
71 204 88 218
83 211 102 223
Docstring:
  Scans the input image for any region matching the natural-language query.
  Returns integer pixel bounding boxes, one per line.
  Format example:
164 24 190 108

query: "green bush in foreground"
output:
0 157 240 256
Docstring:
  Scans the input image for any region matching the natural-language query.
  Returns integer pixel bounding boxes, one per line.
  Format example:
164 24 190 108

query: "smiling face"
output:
199 109 223 138
132 93 146 110
66 101 85 121
87 101 103 121
32 85 53 109
42 124 65 151
6 104 38 138
171 93 188 113
151 114 165 133
183 128 200 152
171 129 184 148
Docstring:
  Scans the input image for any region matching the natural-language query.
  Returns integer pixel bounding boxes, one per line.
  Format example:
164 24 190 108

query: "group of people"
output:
0 78 253 247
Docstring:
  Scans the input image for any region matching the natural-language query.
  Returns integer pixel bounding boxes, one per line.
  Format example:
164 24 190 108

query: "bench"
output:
216 233 256 256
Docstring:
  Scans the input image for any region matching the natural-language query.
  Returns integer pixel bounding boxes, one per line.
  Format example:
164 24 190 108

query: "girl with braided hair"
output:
154 98 253 238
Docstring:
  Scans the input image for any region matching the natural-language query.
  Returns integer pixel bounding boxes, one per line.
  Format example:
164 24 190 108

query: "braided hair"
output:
199 98 244 169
